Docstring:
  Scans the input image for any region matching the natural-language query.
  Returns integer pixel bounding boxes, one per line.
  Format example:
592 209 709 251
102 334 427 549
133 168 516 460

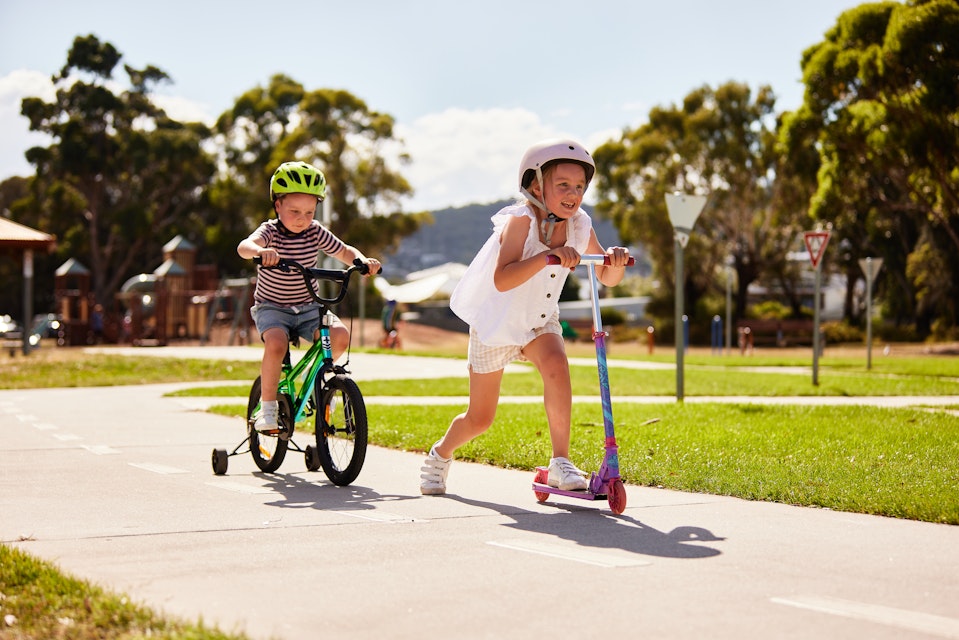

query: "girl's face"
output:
533 162 587 218
275 192 318 233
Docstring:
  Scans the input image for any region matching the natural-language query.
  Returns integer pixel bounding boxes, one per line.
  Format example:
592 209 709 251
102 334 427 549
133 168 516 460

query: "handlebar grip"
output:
545 254 636 266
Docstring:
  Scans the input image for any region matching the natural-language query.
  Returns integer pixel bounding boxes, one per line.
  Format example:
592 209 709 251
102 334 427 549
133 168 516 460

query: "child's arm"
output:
493 216 579 292
330 244 382 275
237 236 279 265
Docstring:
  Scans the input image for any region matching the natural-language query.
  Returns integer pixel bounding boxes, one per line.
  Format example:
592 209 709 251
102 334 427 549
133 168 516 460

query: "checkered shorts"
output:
467 314 562 374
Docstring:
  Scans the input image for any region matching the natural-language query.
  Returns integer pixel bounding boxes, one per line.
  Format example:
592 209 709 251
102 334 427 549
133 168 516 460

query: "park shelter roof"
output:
0 217 56 252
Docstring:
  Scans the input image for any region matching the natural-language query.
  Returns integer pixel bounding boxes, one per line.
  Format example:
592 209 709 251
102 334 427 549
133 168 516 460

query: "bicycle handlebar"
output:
253 257 371 306
545 254 636 266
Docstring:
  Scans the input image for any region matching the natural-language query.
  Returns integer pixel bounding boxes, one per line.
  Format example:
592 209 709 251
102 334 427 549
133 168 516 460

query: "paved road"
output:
2 351 959 639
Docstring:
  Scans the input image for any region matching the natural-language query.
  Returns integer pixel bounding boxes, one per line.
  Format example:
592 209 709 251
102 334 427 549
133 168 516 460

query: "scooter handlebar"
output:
545 254 635 266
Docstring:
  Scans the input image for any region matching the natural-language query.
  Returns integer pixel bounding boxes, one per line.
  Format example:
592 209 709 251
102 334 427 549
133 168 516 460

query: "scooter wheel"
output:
533 467 550 503
212 448 228 475
608 479 627 514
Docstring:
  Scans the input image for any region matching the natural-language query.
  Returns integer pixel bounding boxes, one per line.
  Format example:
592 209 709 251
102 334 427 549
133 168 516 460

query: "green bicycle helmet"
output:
269 161 327 201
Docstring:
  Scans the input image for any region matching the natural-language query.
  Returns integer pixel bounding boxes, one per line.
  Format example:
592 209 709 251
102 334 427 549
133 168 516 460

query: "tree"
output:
592 82 796 328
212 76 423 278
19 34 214 306
779 0 959 335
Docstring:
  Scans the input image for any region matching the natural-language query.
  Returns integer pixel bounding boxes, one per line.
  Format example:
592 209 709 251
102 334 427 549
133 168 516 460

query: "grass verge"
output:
0 544 249 639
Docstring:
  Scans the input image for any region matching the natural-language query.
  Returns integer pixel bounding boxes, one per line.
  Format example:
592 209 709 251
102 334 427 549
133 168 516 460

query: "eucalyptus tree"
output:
592 81 795 324
780 0 959 334
212 76 421 277
19 34 214 305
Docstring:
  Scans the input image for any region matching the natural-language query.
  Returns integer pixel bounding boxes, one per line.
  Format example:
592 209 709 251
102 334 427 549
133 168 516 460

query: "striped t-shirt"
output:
249 219 345 305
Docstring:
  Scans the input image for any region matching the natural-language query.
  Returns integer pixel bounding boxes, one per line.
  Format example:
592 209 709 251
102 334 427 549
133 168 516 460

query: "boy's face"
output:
533 162 587 218
275 192 318 233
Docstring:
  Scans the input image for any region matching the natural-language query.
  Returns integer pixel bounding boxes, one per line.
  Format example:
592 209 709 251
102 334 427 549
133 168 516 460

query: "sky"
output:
0 0 866 212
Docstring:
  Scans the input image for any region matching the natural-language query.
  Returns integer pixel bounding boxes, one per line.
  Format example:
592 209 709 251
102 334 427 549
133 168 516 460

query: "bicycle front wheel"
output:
315 374 367 486
247 376 290 473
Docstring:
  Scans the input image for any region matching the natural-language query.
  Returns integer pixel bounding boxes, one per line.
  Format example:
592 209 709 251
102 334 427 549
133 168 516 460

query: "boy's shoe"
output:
420 445 451 495
548 457 588 491
253 401 278 432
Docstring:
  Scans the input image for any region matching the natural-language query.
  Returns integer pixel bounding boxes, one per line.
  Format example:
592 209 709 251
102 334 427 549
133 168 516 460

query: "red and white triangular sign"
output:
803 230 831 269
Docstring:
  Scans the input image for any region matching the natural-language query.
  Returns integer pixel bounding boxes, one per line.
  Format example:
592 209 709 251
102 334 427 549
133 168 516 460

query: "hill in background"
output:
385 199 641 277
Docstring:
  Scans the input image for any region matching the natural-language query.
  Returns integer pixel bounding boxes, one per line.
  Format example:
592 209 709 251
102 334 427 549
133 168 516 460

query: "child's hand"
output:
548 246 581 270
257 247 279 266
606 246 631 268
362 258 382 276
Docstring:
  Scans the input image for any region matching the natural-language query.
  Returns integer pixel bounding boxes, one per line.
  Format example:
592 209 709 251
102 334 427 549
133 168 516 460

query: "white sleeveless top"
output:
450 202 592 346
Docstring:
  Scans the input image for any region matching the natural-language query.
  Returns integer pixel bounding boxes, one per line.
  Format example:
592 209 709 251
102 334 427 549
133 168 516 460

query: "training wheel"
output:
304 444 321 471
607 479 627 514
211 448 228 475
533 467 550 503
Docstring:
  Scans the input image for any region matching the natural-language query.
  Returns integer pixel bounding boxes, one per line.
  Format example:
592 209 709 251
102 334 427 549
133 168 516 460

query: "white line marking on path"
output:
52 433 81 442
772 595 959 638
129 462 189 475
331 510 422 523
204 481 274 494
81 444 121 455
32 422 58 431
488 538 650 568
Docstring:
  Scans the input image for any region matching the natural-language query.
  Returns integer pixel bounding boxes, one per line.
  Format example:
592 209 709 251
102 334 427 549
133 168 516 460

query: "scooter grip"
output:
545 254 636 266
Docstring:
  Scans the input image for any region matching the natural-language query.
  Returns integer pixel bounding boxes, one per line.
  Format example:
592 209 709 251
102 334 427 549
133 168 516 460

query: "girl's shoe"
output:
420 445 451 495
547 457 588 491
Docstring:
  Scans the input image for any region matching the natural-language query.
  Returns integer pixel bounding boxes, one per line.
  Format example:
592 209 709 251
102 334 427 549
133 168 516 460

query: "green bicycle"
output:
211 258 370 486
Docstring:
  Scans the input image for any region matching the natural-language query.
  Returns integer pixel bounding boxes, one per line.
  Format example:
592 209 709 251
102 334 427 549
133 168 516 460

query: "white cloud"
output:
151 93 216 126
0 70 54 178
396 107 568 212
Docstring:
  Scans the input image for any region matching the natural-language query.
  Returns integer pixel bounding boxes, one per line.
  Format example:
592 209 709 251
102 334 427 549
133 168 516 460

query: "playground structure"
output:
54 235 254 347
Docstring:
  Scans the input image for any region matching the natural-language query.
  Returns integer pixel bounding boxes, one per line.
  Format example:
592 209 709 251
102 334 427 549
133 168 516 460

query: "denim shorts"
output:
251 302 336 343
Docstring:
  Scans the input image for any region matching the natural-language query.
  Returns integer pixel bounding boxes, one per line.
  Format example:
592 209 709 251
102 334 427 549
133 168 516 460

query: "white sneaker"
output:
254 400 278 432
548 457 588 491
420 445 451 495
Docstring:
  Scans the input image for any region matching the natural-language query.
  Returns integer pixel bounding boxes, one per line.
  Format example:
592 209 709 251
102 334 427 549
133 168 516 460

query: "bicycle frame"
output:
278 313 338 425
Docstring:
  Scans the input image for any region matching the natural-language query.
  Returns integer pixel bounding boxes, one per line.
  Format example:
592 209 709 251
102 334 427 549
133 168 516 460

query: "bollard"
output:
646 325 655 354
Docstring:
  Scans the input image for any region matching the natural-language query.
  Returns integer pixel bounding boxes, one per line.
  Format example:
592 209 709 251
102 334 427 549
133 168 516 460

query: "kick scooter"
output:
532 253 635 514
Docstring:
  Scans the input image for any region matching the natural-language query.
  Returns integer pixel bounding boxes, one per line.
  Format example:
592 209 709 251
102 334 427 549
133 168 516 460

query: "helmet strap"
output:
540 213 565 244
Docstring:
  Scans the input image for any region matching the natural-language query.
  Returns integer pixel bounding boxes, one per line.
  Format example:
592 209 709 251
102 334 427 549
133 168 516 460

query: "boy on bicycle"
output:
237 161 381 432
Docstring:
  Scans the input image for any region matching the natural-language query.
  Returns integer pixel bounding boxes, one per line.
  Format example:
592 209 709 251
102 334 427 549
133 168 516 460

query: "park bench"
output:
736 319 816 347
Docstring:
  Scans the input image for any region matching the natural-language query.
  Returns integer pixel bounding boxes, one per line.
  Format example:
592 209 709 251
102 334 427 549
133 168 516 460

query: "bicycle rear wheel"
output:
315 374 367 486
247 376 290 473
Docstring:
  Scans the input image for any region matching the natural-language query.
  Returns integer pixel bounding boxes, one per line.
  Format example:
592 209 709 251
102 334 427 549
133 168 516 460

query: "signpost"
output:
858 257 883 370
803 230 831 386
666 192 708 401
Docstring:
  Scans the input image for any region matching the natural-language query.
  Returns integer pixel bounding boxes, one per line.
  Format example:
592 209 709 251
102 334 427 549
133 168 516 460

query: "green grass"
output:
0 544 250 639
205 400 959 525
1 352 259 389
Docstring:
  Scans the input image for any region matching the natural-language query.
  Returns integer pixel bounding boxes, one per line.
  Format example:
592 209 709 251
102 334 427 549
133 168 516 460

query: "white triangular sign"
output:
803 231 831 268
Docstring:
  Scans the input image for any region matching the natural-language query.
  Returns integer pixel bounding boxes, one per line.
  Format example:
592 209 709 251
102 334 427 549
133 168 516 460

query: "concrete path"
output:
2 351 958 639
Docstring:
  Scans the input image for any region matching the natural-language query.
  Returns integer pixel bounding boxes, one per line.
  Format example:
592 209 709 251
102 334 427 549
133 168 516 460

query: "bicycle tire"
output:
315 374 368 486
247 376 290 473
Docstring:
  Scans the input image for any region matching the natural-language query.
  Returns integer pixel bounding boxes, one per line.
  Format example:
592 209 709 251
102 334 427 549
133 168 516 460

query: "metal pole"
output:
812 261 822 386
865 258 874 370
674 237 685 401
725 265 732 355
22 249 34 355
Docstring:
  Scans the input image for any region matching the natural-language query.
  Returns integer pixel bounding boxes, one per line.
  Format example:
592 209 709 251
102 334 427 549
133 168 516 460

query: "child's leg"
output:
328 322 350 362
521 332 573 459
259 327 288 402
433 367 504 459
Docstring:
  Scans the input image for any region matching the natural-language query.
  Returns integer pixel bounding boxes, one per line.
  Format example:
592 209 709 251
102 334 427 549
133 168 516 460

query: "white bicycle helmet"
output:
518 138 595 242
